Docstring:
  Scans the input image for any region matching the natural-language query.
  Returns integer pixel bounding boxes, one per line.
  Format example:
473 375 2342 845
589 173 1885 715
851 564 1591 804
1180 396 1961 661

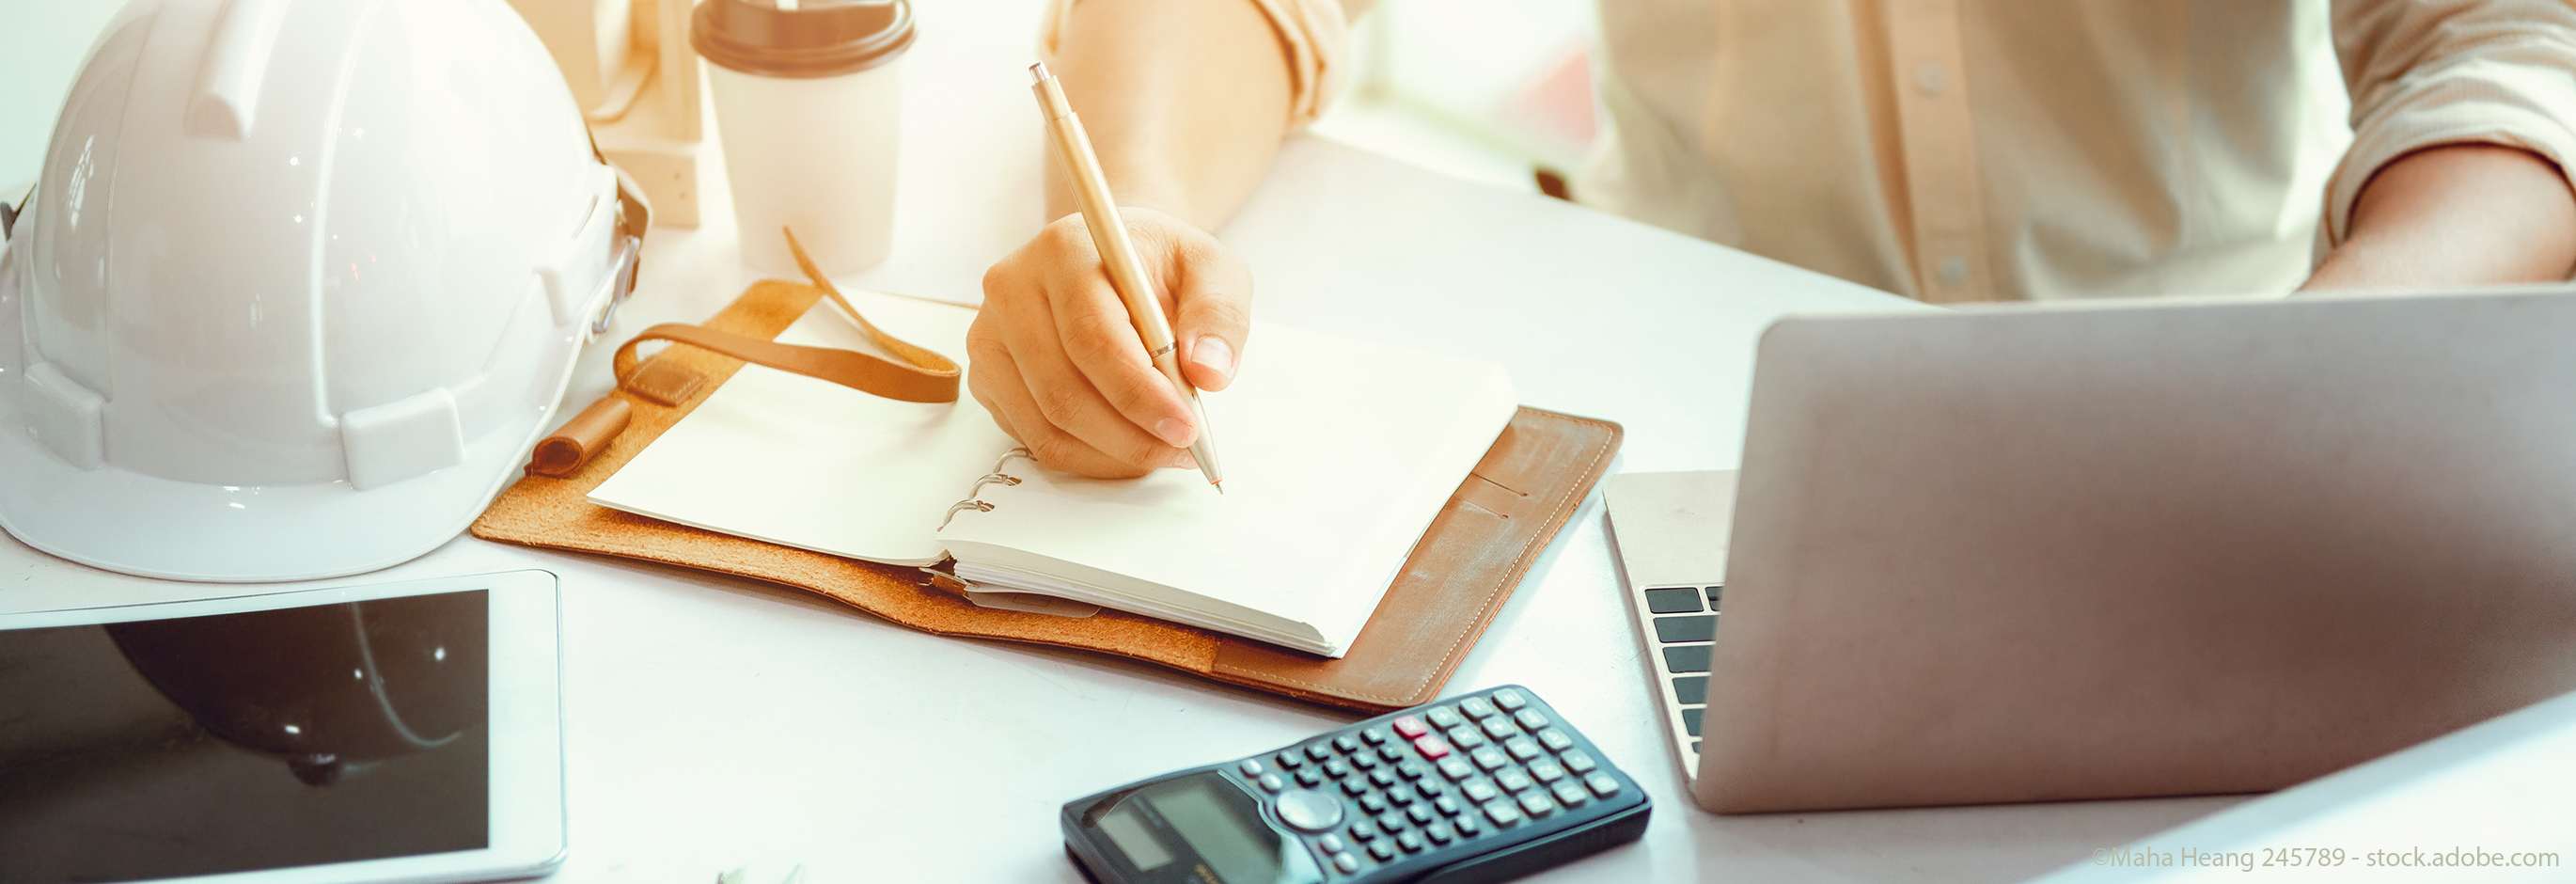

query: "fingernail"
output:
1154 418 1196 448
1192 336 1234 378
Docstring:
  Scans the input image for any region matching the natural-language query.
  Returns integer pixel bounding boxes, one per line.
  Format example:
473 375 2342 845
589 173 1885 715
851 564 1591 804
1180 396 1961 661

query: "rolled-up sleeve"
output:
2326 0 2576 246
1040 0 1360 129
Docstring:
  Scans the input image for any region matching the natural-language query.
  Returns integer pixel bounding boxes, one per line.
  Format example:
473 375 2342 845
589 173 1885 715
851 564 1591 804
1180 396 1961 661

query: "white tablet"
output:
0 570 566 883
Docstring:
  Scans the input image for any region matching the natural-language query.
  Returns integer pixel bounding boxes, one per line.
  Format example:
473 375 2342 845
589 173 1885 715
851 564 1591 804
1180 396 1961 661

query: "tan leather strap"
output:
612 228 960 404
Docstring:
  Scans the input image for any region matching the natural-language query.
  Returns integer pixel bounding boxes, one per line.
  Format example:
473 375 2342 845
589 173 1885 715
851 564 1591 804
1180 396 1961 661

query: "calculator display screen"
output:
1148 778 1292 883
1097 807 1176 871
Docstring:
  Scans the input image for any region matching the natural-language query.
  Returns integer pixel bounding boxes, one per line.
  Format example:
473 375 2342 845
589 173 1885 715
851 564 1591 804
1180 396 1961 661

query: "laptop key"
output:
1654 615 1716 643
1663 644 1712 673
1673 675 1708 704
1643 587 1704 613
1682 706 1704 736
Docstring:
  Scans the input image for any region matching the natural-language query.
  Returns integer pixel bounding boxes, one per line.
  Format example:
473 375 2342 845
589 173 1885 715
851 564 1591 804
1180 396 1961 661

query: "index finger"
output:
1049 275 1196 448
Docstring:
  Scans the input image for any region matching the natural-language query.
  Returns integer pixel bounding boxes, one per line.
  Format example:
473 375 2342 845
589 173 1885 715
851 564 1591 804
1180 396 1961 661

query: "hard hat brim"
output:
0 380 564 584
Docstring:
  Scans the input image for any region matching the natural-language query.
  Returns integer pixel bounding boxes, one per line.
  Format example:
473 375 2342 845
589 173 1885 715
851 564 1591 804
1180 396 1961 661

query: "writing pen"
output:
1029 62 1226 494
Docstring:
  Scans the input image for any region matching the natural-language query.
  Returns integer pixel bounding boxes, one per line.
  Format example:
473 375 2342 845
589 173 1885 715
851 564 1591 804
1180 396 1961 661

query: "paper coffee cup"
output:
693 0 916 276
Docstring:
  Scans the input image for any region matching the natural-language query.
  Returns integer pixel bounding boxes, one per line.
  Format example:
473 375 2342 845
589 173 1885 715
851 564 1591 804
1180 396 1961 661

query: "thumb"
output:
1172 240 1253 392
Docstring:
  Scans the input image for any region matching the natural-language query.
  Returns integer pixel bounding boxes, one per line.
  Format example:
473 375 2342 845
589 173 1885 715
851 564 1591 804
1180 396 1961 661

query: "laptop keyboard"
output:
1640 585 1720 760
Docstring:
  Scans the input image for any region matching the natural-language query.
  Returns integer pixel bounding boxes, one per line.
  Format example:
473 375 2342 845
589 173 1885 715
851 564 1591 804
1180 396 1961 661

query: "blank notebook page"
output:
940 323 1519 654
588 292 1015 567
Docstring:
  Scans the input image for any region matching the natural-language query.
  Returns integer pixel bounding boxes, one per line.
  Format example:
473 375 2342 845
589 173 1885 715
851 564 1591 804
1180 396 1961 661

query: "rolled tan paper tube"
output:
527 396 634 478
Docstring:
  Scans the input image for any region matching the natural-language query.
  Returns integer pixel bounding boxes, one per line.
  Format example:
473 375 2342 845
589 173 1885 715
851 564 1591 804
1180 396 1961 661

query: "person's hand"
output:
970 207 1252 478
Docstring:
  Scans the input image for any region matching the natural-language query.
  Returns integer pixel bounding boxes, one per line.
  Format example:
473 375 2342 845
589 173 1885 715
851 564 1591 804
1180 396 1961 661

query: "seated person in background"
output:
970 0 2576 478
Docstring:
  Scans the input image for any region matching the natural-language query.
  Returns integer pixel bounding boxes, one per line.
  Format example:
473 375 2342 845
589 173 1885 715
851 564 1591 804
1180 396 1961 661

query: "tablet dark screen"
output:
0 591 490 882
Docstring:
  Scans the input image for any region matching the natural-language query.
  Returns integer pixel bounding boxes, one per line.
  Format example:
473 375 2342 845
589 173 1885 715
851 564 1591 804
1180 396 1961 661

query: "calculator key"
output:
1321 834 1347 854
1363 727 1392 746
1275 751 1304 769
1334 734 1363 752
1417 779 1446 797
1586 773 1622 797
1673 674 1709 704
1654 614 1717 642
1369 768 1398 787
1258 773 1285 792
1535 729 1575 752
1352 752 1381 770
1342 776 1371 797
1461 697 1498 718
1462 779 1500 803
1398 831 1427 853
1683 706 1704 736
1516 791 1557 817
1480 717 1518 739
1348 820 1377 840
1333 853 1360 874
1561 750 1598 774
1428 706 1465 729
1425 821 1455 845
1275 788 1346 832
1326 760 1352 778
1663 643 1712 673
1497 770 1535 794
1492 687 1529 711
1644 586 1704 613
1551 781 1589 807
1454 815 1482 837
1406 804 1435 825
1529 760 1565 783
1482 799 1524 827
1380 743 1408 763
1376 811 1406 832
1446 726 1487 749
1398 761 1430 781
1239 759 1266 777
1470 747 1509 770
1307 743 1336 761
1707 585 1724 608
1410 735 1452 761
1434 795 1464 816
1368 839 1396 861
1512 709 1548 731
1392 715 1430 739
1388 785 1416 805
1359 793 1389 813
1437 758 1475 781
1295 767 1324 787
1503 736 1542 761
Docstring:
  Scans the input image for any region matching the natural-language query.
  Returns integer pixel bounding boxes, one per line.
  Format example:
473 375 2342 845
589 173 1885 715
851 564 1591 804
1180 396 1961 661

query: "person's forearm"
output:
1046 0 1296 229
2302 144 2576 292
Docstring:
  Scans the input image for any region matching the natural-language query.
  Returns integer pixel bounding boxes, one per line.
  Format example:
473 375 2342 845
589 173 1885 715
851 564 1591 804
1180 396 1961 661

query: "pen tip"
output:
1029 62 1050 84
1213 481 1225 496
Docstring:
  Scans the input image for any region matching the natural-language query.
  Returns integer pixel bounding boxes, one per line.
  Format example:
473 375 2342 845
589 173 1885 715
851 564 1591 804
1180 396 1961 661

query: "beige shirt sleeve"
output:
1038 0 1360 129
2326 0 2576 246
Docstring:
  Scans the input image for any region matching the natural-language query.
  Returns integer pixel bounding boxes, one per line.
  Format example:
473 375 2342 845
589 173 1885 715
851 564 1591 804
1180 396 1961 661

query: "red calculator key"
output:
1412 734 1453 760
1392 716 1430 738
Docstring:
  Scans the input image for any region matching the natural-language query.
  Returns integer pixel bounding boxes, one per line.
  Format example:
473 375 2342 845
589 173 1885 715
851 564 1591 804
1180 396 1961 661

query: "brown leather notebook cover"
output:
471 280 1621 713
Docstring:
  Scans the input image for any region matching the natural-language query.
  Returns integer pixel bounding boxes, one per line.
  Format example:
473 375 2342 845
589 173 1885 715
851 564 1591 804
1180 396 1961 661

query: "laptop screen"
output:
0 591 491 881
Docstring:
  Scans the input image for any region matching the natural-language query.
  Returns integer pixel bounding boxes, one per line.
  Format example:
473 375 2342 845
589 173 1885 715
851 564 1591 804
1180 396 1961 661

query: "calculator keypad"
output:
1257 686 1634 878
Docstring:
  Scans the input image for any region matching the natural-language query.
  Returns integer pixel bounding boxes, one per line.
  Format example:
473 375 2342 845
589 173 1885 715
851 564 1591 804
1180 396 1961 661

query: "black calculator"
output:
1061 686 1650 883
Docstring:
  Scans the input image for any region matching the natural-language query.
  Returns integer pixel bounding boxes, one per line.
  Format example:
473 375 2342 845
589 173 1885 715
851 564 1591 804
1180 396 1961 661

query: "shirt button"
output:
1937 256 1969 287
1913 63 1948 97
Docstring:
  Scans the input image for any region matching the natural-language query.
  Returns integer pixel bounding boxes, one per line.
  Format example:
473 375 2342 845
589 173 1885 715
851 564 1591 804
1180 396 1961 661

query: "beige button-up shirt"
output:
1070 0 2576 303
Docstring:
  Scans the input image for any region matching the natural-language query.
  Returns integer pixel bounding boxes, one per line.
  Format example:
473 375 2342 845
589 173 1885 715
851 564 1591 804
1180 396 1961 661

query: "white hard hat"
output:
0 0 646 582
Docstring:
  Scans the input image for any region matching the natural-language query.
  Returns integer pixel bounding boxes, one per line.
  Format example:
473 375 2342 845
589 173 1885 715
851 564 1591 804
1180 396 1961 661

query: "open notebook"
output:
589 292 1517 656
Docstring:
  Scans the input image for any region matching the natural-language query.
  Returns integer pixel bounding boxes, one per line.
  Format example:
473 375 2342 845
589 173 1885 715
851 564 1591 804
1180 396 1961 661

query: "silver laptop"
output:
1605 288 2576 813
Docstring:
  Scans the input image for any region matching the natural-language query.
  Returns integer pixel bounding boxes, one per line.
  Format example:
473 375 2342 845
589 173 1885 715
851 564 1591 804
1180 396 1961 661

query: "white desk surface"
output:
6 1 2562 880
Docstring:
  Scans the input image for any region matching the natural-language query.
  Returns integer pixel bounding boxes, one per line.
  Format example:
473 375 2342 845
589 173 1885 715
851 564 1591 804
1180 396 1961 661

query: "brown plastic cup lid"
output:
692 0 916 79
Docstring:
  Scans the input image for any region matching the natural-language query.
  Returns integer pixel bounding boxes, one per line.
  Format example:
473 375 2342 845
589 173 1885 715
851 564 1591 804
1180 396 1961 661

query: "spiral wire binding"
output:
939 448 1033 530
